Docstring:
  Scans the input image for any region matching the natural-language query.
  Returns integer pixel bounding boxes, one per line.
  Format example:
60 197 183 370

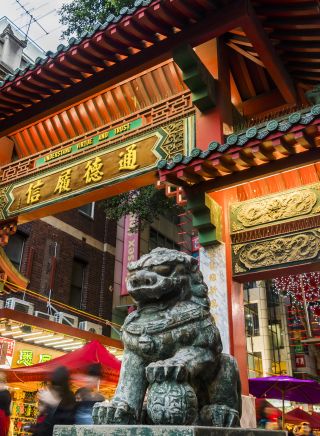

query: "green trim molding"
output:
173 44 216 112
157 104 320 171
187 193 222 246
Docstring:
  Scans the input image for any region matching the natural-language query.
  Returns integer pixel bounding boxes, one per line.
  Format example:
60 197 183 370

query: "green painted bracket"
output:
173 45 216 112
306 84 320 105
187 192 222 246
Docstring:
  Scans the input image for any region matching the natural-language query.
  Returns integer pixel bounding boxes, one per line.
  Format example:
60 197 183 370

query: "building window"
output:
69 258 86 309
78 202 95 218
269 321 284 349
245 303 260 337
4 232 26 271
266 280 280 307
247 352 263 378
244 281 258 291
149 228 180 251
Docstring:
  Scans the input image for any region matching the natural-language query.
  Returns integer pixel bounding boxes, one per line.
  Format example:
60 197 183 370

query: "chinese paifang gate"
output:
0 0 319 412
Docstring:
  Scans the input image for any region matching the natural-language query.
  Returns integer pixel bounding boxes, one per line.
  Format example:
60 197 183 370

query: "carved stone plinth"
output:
53 425 287 436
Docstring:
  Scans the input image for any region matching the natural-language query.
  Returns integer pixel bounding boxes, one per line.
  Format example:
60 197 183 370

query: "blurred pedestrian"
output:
257 400 280 430
75 387 96 424
85 363 105 401
299 422 313 436
0 372 11 436
37 366 75 436
74 363 104 424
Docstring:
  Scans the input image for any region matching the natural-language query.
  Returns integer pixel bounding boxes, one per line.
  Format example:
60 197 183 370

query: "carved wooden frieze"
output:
230 183 320 233
233 228 320 275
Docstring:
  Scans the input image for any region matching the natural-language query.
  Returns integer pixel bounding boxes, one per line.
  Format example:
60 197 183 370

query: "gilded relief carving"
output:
160 120 184 159
231 184 320 232
233 229 320 273
0 186 10 221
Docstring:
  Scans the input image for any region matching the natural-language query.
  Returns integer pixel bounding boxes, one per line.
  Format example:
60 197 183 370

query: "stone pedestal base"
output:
53 425 286 436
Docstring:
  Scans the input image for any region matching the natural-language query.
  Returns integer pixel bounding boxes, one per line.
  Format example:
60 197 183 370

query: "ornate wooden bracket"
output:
0 218 18 246
187 192 222 246
173 44 216 112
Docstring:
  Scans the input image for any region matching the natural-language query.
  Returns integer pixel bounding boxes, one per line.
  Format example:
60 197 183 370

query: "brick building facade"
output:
0 23 117 334
5 202 116 331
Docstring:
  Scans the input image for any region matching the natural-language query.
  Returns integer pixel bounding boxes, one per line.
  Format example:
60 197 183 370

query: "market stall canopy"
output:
250 376 320 429
285 408 320 429
249 376 320 404
4 340 120 384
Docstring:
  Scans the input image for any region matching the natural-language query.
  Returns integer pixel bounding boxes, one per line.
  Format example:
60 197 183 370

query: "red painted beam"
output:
242 2 297 105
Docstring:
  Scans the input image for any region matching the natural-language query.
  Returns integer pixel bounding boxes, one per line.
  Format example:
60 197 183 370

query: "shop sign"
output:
35 118 143 167
121 214 139 296
17 349 33 366
0 337 15 368
295 344 304 354
12 342 61 368
295 355 306 368
15 349 52 366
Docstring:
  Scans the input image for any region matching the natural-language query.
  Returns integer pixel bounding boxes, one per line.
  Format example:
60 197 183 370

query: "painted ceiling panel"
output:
9 61 186 156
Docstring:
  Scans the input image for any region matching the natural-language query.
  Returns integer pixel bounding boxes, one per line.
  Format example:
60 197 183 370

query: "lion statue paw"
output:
92 400 136 425
200 404 240 427
146 360 189 383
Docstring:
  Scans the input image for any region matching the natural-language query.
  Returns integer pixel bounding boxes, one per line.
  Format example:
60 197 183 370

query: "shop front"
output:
0 308 122 435
0 337 64 435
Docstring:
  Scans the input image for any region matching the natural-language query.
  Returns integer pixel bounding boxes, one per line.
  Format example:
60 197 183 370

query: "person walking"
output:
36 366 75 436
299 422 313 436
0 372 11 436
74 363 104 424
75 387 97 424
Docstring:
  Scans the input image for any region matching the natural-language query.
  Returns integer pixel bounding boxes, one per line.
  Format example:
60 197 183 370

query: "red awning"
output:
285 408 320 429
4 340 120 385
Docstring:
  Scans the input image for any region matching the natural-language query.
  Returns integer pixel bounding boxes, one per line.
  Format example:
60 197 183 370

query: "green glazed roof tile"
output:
159 105 320 171
0 0 154 88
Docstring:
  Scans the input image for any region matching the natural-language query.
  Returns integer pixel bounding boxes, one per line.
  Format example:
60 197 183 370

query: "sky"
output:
2 0 72 53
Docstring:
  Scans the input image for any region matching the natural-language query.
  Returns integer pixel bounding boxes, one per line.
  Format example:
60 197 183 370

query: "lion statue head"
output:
126 247 210 309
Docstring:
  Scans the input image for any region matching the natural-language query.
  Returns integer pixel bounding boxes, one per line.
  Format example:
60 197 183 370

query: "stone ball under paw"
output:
147 380 198 425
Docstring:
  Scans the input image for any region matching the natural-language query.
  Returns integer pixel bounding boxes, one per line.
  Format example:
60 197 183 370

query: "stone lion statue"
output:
93 248 242 427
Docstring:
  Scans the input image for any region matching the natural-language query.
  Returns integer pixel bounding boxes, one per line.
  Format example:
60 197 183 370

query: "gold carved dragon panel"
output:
230 183 320 232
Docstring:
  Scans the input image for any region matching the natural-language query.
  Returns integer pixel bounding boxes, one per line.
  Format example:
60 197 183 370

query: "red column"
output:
195 38 234 148
211 188 249 395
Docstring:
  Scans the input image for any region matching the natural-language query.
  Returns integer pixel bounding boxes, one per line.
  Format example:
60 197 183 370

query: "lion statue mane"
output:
93 247 242 427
